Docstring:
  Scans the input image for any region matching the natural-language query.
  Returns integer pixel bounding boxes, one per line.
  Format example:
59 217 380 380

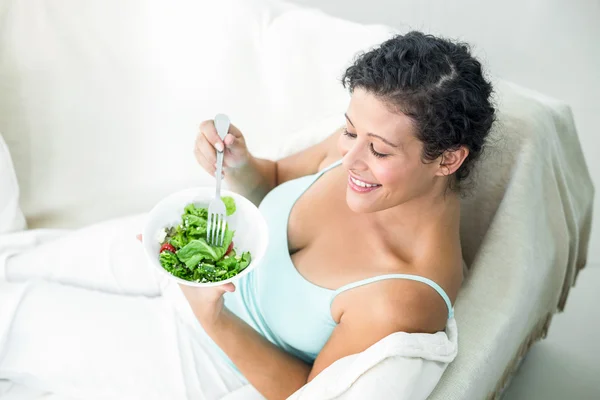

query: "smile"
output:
348 175 382 193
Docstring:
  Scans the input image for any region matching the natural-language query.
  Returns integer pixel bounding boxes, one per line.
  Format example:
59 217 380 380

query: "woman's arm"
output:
180 283 312 399
206 308 312 399
184 278 447 399
226 129 342 206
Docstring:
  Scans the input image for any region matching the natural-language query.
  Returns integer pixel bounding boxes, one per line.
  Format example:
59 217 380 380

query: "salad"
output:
157 196 252 283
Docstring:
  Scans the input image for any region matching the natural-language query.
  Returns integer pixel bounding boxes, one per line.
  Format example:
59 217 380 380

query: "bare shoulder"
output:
275 126 343 185
338 255 463 334
319 255 461 378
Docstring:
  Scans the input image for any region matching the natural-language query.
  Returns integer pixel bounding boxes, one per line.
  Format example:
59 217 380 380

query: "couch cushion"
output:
0 0 288 229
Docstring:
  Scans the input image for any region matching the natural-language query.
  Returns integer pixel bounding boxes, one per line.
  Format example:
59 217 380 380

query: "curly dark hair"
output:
342 31 496 191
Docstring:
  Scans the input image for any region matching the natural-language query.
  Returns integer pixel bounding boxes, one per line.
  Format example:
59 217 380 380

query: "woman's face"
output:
338 88 442 214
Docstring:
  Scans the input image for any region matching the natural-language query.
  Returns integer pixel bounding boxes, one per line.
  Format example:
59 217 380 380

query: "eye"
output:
369 143 388 158
345 129 389 158
343 128 357 139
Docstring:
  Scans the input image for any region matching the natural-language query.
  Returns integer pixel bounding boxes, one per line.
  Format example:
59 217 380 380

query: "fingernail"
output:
215 142 224 152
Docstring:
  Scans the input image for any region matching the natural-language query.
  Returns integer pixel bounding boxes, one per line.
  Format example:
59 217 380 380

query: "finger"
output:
225 133 246 153
223 133 235 147
227 123 244 139
178 284 192 298
223 135 240 163
136 234 143 242
222 136 247 169
195 133 217 165
195 152 217 177
220 282 236 293
199 120 225 152
198 155 224 179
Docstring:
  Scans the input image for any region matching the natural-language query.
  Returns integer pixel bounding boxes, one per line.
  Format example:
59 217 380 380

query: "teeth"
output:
351 176 379 188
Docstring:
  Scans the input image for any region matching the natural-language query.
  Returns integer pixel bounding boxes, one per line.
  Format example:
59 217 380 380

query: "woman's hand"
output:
136 234 235 330
194 119 250 177
178 282 235 331
136 233 312 399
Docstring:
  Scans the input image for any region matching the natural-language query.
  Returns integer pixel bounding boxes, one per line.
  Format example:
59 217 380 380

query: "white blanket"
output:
288 321 457 400
0 215 458 400
0 218 248 400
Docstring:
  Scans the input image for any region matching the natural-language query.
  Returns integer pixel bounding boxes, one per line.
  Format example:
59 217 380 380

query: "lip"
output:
347 175 381 193
349 174 379 186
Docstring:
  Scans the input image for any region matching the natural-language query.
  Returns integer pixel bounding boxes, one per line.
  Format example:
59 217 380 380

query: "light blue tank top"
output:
222 159 454 365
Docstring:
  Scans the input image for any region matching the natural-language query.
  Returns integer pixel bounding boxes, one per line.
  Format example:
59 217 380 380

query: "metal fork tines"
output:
207 113 230 246
207 207 227 246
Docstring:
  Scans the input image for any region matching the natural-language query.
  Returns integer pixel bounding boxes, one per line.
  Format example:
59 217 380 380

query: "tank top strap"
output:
316 159 343 177
331 274 454 319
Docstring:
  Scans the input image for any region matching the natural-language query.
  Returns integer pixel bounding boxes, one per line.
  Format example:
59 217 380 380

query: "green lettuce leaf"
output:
183 214 206 228
184 203 208 218
212 228 234 260
168 227 189 249
182 214 207 240
177 238 220 267
159 199 252 283
159 251 180 270
239 251 251 270
222 196 236 216
216 255 239 271
170 266 193 280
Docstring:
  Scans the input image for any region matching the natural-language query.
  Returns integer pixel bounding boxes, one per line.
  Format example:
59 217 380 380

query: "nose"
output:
342 137 369 172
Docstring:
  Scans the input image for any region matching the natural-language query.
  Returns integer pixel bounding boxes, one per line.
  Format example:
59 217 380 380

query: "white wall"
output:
288 0 600 266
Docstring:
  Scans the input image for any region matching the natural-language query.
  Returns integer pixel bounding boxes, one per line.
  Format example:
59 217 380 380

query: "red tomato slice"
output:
225 241 234 256
160 243 177 254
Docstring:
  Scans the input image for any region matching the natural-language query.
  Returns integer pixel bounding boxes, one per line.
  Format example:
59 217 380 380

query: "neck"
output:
367 187 461 251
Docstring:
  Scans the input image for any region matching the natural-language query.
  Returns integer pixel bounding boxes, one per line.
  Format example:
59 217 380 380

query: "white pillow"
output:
0 134 26 234
276 114 345 159
0 0 280 230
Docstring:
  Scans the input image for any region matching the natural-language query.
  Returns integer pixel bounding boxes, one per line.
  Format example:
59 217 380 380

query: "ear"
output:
435 146 469 177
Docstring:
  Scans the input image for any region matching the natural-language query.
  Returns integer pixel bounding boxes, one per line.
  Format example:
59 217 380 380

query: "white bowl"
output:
142 187 269 287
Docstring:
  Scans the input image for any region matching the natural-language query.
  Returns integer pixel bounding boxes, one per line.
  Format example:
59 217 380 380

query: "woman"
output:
185 31 495 398
1 31 494 400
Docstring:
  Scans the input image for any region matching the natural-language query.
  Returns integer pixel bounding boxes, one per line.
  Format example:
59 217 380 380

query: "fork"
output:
207 113 230 246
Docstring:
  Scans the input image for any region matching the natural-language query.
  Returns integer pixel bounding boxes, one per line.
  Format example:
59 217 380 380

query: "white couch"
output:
0 0 594 399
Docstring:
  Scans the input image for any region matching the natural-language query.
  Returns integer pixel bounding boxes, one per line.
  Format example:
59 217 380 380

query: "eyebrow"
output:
345 113 399 148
